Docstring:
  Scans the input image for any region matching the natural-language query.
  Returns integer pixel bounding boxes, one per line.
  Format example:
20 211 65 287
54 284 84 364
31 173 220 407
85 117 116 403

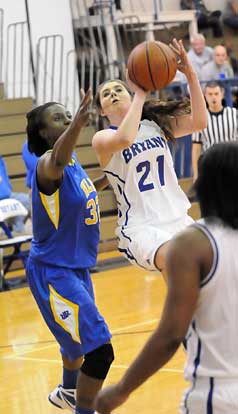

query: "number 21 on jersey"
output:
137 155 165 192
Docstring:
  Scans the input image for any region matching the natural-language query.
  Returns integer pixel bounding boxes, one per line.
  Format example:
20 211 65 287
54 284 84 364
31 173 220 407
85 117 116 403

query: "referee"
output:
192 80 238 180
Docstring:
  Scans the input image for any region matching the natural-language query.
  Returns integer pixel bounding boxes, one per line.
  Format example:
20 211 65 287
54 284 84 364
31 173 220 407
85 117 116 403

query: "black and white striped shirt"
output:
192 107 238 152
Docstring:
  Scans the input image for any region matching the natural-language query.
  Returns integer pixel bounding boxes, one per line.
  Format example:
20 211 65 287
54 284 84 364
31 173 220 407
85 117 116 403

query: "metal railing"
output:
36 34 64 104
5 21 33 98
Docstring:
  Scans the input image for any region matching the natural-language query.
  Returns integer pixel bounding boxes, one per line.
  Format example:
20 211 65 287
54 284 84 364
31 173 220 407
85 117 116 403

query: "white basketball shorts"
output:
180 377 238 414
116 214 193 271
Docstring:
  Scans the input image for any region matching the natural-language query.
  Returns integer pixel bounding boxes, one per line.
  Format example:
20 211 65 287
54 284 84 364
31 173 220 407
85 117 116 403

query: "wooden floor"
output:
0 253 187 414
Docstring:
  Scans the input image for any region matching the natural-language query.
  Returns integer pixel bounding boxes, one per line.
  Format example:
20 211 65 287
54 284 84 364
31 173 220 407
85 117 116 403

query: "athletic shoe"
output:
48 384 76 410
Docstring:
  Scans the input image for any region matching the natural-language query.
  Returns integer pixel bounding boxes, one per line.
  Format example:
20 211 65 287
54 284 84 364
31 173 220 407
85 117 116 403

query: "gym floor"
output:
0 253 186 414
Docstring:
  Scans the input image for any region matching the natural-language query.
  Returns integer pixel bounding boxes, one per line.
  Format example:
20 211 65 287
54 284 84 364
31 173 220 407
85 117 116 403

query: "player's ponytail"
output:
141 98 191 141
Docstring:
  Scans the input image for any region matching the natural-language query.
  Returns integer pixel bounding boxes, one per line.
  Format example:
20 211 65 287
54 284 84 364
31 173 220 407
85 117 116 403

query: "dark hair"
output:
194 142 238 229
95 79 191 141
141 98 191 141
26 102 59 156
204 80 224 91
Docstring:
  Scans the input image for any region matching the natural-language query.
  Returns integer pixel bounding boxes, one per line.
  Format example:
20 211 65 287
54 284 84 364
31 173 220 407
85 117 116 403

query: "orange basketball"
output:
127 40 177 91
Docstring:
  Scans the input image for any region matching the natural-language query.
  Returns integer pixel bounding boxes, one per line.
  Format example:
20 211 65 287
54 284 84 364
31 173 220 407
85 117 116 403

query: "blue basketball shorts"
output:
26 257 112 361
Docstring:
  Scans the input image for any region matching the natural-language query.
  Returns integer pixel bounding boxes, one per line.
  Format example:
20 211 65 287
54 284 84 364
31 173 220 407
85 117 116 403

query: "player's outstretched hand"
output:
95 383 129 414
75 88 93 128
169 38 194 77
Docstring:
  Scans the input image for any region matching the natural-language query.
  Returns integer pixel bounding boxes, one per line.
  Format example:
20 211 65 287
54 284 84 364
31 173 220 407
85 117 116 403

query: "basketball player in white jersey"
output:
92 38 207 273
95 141 238 414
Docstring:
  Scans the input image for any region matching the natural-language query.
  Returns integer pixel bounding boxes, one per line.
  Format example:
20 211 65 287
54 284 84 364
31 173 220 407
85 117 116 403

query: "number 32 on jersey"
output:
80 178 100 225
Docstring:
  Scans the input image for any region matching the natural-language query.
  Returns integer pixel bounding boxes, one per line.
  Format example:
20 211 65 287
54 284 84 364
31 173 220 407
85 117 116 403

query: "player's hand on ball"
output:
169 38 193 77
126 70 148 98
95 383 129 414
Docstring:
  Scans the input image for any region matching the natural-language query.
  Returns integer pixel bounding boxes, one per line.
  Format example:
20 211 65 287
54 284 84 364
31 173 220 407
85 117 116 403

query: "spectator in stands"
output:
187 33 214 79
22 140 39 189
169 33 214 98
192 80 238 180
180 0 223 37
200 45 234 81
0 156 30 234
223 0 238 30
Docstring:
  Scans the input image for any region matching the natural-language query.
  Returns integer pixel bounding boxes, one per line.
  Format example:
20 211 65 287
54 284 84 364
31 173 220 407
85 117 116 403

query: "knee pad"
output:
80 343 114 380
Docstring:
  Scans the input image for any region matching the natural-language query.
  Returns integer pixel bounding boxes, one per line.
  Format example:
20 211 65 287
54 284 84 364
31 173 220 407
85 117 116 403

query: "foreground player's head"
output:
195 142 238 229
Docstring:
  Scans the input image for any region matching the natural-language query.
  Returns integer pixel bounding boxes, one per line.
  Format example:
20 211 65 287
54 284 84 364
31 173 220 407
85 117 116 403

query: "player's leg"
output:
75 342 114 413
118 225 171 272
48 354 83 410
26 258 86 410
27 261 113 413
154 215 194 272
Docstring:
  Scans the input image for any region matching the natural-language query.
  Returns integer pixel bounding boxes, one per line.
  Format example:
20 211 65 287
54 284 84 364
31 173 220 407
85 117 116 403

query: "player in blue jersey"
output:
92 38 207 274
25 89 113 414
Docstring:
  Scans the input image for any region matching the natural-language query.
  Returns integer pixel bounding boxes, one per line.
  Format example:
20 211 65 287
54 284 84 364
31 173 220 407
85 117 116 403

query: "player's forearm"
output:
51 125 83 168
115 92 146 145
187 71 207 131
117 329 181 397
51 92 91 169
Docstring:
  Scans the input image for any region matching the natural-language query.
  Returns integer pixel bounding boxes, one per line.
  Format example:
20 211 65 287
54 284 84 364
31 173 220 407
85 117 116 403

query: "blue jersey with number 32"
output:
30 154 100 268
104 119 190 230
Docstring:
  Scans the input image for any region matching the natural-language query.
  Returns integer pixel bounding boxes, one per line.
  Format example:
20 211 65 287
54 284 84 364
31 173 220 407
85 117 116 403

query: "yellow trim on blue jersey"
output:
80 178 95 198
45 149 75 165
68 158 75 166
40 190 60 229
49 284 81 343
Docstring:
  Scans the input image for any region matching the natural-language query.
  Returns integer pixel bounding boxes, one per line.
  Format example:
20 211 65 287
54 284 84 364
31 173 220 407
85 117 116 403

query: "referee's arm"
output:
192 132 202 182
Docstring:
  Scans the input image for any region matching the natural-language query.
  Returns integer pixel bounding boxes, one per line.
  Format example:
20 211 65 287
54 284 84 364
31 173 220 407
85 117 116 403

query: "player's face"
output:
41 104 72 145
205 86 224 108
99 81 132 116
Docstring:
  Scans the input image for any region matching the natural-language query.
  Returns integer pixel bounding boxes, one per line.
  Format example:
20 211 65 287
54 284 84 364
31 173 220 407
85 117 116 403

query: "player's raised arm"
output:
38 89 92 184
169 39 207 137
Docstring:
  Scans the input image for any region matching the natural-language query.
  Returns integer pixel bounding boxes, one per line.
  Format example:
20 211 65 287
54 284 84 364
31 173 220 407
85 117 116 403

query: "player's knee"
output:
80 343 114 380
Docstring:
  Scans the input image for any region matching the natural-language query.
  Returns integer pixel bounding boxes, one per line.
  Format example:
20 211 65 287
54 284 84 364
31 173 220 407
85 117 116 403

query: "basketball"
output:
127 40 177 91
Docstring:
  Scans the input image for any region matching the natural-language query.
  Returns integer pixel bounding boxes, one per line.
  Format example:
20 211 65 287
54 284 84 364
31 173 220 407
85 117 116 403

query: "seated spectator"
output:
180 0 223 37
223 0 238 30
200 45 234 81
0 156 30 234
187 33 214 79
169 34 214 99
22 140 39 189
